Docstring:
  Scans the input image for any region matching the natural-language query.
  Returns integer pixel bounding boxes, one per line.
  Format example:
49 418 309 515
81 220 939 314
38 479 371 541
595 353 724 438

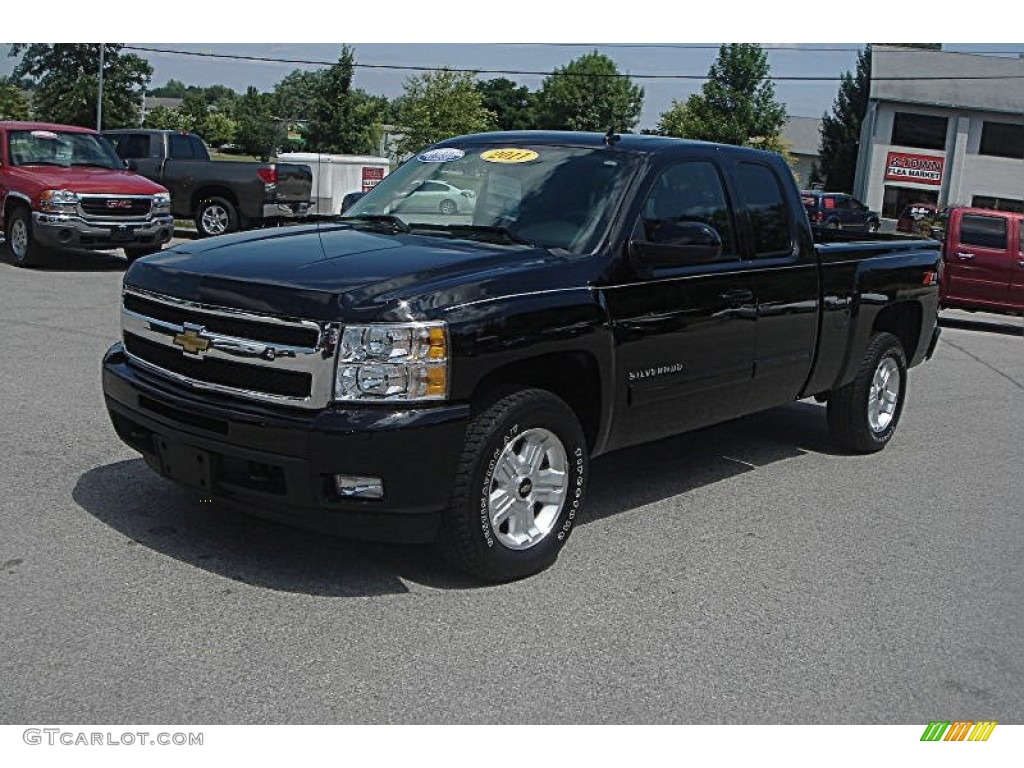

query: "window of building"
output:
978 121 1024 159
733 162 791 257
971 195 1024 214
891 112 948 151
883 186 938 219
960 214 1007 250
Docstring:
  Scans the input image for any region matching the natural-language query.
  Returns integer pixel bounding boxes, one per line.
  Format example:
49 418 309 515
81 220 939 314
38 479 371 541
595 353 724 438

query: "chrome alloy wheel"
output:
201 204 230 235
488 428 568 550
868 357 901 432
9 217 29 261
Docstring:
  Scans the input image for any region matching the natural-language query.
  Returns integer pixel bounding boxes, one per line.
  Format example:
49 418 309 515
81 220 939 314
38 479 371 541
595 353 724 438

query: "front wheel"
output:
195 197 239 238
4 207 50 267
439 388 588 582
867 219 880 233
827 332 908 453
439 198 458 215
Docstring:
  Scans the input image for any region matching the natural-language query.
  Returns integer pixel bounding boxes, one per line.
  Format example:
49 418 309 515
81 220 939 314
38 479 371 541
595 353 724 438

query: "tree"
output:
535 52 643 132
394 69 494 158
233 87 280 160
303 47 382 155
272 69 324 120
817 46 872 193
475 78 536 131
658 44 787 150
0 77 29 120
149 78 189 98
199 112 237 148
10 44 151 128
143 105 194 132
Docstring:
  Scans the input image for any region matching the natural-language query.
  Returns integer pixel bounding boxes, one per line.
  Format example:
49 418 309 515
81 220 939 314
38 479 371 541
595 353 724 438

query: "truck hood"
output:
125 223 569 322
10 166 167 195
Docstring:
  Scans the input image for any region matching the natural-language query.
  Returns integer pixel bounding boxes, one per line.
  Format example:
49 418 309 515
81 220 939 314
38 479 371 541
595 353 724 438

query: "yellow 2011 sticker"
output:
480 148 539 164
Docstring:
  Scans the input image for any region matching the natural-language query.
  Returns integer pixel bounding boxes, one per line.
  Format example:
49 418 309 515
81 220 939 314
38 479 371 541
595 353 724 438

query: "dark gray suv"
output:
801 191 880 232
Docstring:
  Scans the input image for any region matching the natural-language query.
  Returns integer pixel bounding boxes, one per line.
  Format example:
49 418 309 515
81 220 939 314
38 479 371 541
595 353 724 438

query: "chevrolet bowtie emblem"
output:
172 327 211 355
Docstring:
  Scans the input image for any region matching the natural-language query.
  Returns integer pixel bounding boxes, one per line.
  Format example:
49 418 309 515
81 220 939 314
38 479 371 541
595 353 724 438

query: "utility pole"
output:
96 43 105 131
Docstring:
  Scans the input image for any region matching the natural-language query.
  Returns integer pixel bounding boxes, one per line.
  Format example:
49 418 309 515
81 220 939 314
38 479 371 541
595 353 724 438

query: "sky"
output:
3 1 1021 132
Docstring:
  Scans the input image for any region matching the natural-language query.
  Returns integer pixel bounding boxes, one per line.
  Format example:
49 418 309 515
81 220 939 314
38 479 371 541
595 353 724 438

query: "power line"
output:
511 43 1024 56
124 45 1024 82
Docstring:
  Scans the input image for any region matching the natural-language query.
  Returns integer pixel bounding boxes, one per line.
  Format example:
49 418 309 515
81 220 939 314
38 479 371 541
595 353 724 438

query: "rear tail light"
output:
256 166 278 184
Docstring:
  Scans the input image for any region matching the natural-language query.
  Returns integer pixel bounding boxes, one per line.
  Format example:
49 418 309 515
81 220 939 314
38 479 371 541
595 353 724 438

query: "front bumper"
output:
33 212 174 250
102 343 470 543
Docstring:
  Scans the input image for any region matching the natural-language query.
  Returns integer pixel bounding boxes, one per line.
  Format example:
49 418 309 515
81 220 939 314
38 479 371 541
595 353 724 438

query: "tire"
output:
827 219 840 231
4 206 50 267
827 332 908 453
439 198 458 216
194 197 238 238
124 246 161 263
867 219 880 233
439 388 588 582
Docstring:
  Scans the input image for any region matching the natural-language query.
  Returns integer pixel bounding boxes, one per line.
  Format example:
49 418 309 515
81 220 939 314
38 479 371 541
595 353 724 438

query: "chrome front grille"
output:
121 288 339 409
79 195 153 221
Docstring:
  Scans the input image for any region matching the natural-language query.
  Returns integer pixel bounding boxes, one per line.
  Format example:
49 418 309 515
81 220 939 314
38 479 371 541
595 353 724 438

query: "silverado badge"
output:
172 326 211 355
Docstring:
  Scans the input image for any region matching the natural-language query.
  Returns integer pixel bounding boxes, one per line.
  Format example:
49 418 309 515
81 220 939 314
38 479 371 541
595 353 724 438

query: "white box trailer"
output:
276 153 390 216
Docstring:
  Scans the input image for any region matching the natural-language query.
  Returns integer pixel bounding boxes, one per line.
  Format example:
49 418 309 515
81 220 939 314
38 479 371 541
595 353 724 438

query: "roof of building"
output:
782 116 822 156
143 96 184 111
871 45 1024 115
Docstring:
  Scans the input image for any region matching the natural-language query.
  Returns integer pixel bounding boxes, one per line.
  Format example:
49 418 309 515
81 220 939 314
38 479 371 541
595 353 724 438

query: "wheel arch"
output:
470 351 604 454
872 301 923 363
191 186 239 214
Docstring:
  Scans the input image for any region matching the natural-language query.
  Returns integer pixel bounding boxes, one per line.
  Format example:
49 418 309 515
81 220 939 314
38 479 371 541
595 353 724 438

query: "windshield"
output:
344 143 640 254
7 129 123 170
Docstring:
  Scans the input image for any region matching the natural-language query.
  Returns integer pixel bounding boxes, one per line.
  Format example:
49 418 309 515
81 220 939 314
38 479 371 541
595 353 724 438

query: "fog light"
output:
334 474 384 500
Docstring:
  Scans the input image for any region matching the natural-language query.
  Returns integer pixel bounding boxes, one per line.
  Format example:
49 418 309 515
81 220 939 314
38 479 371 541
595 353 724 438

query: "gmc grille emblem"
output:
106 199 133 209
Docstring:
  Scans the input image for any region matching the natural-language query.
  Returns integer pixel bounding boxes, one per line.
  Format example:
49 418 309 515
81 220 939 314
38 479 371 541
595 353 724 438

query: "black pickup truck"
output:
103 129 313 237
101 131 942 582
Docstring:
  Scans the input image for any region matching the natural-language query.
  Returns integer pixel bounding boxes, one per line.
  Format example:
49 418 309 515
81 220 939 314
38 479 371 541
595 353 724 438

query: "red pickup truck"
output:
0 121 173 266
940 207 1024 315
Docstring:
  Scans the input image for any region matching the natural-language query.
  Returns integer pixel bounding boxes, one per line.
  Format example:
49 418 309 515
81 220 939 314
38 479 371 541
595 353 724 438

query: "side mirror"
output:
340 191 365 214
631 221 723 268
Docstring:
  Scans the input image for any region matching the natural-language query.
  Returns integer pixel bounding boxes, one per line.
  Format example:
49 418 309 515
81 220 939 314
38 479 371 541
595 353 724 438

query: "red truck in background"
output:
0 121 173 267
940 207 1024 316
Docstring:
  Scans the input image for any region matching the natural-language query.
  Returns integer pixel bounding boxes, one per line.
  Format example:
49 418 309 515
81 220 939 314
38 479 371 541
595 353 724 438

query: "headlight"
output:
39 189 79 213
152 192 171 211
334 321 448 402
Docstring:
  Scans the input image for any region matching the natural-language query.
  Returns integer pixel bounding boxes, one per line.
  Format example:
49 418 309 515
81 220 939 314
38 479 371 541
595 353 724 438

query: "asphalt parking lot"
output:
0 246 1021 724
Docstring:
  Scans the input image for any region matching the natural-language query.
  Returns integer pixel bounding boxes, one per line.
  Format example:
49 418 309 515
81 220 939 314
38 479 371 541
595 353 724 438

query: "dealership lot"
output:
0 251 1021 724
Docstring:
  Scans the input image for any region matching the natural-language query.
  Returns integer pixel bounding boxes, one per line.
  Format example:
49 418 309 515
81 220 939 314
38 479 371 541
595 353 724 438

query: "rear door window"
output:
734 162 792 257
959 214 1007 250
168 134 195 159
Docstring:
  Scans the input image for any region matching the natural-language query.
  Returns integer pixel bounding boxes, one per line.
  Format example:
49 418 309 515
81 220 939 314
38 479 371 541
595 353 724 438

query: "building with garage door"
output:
853 46 1024 219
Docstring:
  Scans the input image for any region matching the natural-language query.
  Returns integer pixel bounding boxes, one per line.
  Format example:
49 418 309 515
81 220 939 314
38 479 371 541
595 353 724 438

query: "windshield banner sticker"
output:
417 148 465 163
481 149 539 164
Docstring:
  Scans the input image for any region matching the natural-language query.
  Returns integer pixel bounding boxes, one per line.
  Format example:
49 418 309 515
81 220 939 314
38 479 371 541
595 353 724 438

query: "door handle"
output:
956 252 974 260
719 288 754 305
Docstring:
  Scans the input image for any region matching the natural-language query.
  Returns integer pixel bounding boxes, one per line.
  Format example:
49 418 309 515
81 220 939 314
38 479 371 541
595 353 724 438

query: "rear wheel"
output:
439 198 458 215
4 207 50 267
827 332 908 453
195 197 238 237
438 388 588 582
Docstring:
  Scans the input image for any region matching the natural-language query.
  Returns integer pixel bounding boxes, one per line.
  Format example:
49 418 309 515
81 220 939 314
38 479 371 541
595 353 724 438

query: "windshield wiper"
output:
409 223 535 247
336 214 411 234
